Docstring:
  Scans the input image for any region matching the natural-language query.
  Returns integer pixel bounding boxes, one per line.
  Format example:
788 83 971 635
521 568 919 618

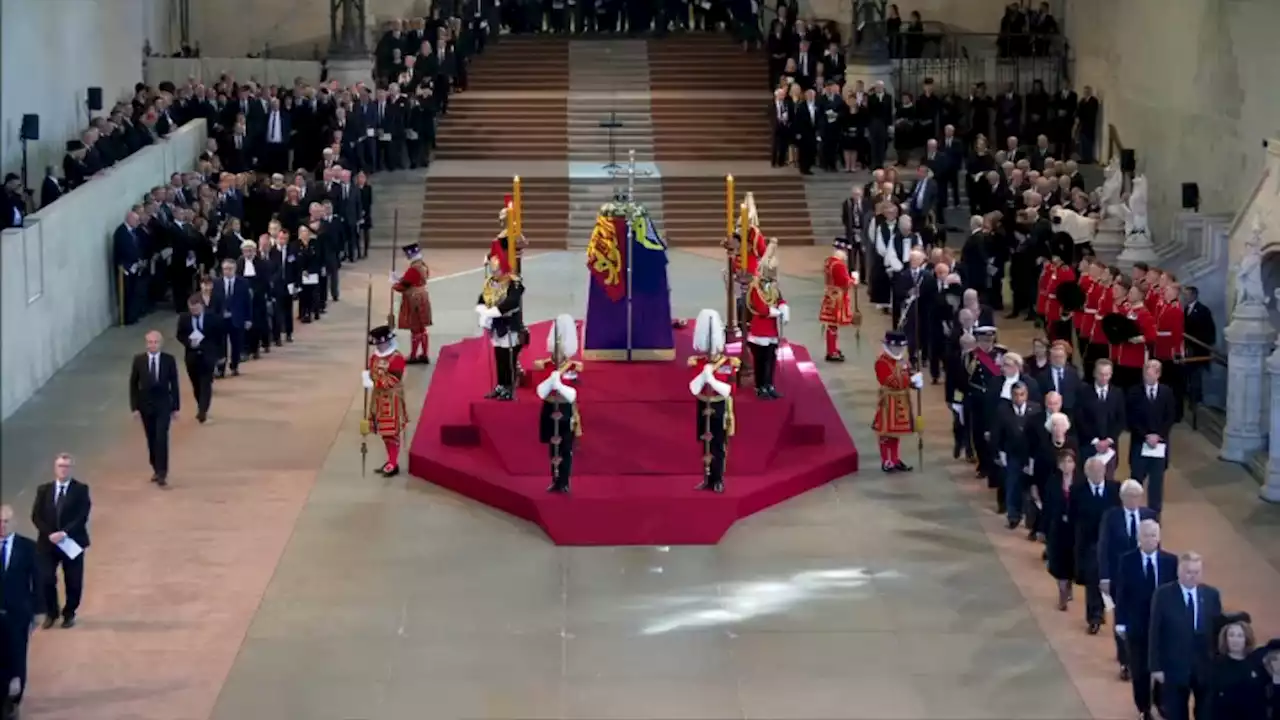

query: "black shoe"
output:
286 334 294 342
1025 528 1038 541
274 340 283 348
1087 622 1101 635
216 370 226 379
41 616 56 630
484 386 503 399
497 387 514 401
150 474 159 484
61 614 76 629
252 351 261 360
1119 665 1130 681
711 481 724 493
893 462 913 472
824 353 841 362
767 386 783 399
156 475 168 487
382 465 400 477
695 479 713 491
953 444 962 459
756 387 770 399
1006 518 1020 530
232 368 240 377
881 462 897 473
197 412 207 424
547 483 569 493
421 356 431 365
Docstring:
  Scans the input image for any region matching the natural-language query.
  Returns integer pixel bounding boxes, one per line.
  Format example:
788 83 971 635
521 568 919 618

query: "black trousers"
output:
344 226 360 262
1 613 29 703
1161 674 1210 720
298 283 319 320
221 320 244 371
325 259 340 301
494 345 519 389
140 409 171 477
184 355 213 415
748 342 777 389
271 296 294 340
1127 633 1153 715
771 128 788 167
40 548 84 618
541 405 576 488
696 399 728 486
249 299 269 353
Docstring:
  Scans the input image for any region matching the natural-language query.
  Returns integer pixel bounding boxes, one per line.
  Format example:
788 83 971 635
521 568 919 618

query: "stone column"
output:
328 0 373 86
1264 340 1280 502
1091 218 1125 264
1220 300 1276 463
1115 228 1159 269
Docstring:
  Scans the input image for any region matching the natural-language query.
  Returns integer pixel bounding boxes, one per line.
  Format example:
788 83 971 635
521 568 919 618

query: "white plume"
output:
545 313 579 357
692 309 725 355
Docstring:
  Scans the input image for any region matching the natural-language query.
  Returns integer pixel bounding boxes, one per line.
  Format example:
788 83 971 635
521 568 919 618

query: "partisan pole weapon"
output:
912 272 924 469
388 209 398 328
360 277 373 476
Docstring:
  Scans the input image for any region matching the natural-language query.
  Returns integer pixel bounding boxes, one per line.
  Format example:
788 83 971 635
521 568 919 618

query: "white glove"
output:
701 364 716 381
484 306 501 319
768 306 781 318
997 451 1007 467
949 402 962 415
779 304 790 324
361 370 374 389
850 271 860 285
550 370 563 388
389 271 400 283
910 372 923 389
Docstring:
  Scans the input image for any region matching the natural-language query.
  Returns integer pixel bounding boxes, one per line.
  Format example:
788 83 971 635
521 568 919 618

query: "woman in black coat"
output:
1209 621 1266 720
1030 402 1076 541
1039 446 1079 611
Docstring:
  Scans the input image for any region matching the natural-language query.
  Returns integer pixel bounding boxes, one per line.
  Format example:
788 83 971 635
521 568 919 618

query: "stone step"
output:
418 176 571 248
659 175 814 245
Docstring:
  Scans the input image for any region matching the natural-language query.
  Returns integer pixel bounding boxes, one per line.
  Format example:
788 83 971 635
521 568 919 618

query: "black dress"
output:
1043 467 1076 581
1208 655 1266 720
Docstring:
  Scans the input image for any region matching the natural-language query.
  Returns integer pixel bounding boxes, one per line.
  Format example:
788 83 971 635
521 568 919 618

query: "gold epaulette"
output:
727 357 742 367
534 358 550 370
687 356 701 367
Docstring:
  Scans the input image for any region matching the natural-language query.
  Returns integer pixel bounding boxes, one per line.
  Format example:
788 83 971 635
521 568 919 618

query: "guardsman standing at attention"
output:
488 194 527 277
361 325 409 476
535 314 582 494
745 239 789 399
873 331 922 473
391 242 433 364
820 239 859 362
475 253 526 401
966 326 1004 480
688 309 740 493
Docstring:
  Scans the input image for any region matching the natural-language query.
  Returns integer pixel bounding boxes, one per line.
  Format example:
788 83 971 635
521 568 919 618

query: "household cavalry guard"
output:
736 192 769 277
534 314 582 494
820 238 859 362
966 326 1005 482
390 242 433 364
745 239 789 399
688 309 739 493
488 194 526 276
361 325 409 476
474 251 525 400
872 331 920 473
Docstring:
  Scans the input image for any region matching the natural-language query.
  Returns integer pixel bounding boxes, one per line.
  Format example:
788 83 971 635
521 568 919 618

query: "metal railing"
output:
890 32 1071 98
1182 334 1228 430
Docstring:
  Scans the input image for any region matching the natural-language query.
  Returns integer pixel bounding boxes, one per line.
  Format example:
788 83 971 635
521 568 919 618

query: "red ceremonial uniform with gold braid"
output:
1089 289 1114 345
1074 274 1095 336
746 279 786 339
393 259 433 333
819 255 855 326
688 356 740 400
1036 262 1054 316
872 352 915 436
1152 300 1184 362
1144 285 1162 312
368 351 409 437
1044 264 1076 324
1110 302 1157 369
735 226 768 275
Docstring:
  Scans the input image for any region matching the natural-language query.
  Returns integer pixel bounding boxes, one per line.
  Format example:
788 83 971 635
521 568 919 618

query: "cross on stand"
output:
606 149 652 203
606 150 654 361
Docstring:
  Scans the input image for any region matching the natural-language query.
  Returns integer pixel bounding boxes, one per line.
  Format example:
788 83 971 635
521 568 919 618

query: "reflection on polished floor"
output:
6 249 1278 720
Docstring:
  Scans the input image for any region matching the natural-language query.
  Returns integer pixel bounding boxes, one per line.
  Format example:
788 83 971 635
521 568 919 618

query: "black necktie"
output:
1144 556 1154 579
1185 591 1197 630
0 538 6 573
55 485 66 516
1127 511 1137 540
151 356 158 381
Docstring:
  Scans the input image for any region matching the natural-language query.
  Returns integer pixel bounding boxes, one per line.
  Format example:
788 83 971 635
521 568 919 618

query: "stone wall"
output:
0 0 169 188
187 0 433 59
1066 0 1280 247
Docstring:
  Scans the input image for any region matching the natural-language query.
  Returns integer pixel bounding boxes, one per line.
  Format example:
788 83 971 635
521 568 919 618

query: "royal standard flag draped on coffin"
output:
583 201 675 360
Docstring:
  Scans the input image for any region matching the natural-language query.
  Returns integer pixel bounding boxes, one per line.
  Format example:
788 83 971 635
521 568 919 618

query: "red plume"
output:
503 194 513 208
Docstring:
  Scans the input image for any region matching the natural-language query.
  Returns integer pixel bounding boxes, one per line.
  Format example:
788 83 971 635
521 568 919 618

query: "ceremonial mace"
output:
360 277 373 476
550 321 563 484
388 209 398 328
701 320 716 483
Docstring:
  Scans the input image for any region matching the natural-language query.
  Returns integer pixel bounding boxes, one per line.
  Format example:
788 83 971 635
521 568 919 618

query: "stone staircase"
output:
647 35 771 161
567 40 654 162
435 37 569 160
660 175 814 246
367 169 429 250
418 176 570 249
803 172 864 246
567 176 665 249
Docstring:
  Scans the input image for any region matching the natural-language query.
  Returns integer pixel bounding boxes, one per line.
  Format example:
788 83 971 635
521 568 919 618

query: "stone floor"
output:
6 248 1278 720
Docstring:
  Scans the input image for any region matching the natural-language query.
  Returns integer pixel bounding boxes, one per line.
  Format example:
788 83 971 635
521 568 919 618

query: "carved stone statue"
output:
851 0 891 61
1098 157 1125 221
1234 215 1269 308
329 0 368 56
1122 175 1149 237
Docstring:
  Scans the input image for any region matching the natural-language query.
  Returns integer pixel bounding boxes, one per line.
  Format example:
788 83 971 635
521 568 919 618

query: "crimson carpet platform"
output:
408 321 859 545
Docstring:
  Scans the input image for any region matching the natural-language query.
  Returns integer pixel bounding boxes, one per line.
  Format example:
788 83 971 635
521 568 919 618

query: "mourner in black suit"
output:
1148 553 1223 720
176 295 221 422
1182 287 1217 413
1114 521 1178 720
989 383 1040 529
357 173 374 259
30 455 91 629
210 260 252 376
1076 359 1126 477
128 331 181 486
1127 361 1177 515
1 505 43 708
40 170 63 208
1098 479 1159 678
769 90 791 168
792 90 819 175
1067 457 1120 633
1036 344 1081 424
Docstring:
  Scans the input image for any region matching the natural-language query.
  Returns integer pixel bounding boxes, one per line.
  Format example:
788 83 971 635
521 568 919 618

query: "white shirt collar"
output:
148 352 159 361
55 479 70 489
1142 549 1158 562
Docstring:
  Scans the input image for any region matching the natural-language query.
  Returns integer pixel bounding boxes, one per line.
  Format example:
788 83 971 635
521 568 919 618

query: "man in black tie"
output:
1068 455 1120 634
990 381 1040 529
1127 359 1176 514
210 259 252 377
128 331 181 486
1148 552 1223 720
770 88 790 168
1181 286 1217 408
1035 341 1080 426
177 294 220 422
1114 519 1177 720
260 97 291 174
1 504 44 713
1098 478 1159 680
30 453 91 629
794 40 815 90
1077 359 1125 479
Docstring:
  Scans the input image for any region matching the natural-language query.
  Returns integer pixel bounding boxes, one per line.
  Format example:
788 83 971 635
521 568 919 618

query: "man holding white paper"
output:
1077 358 1125 481
1127 359 1176 515
30 453 92 629
177 295 220 423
